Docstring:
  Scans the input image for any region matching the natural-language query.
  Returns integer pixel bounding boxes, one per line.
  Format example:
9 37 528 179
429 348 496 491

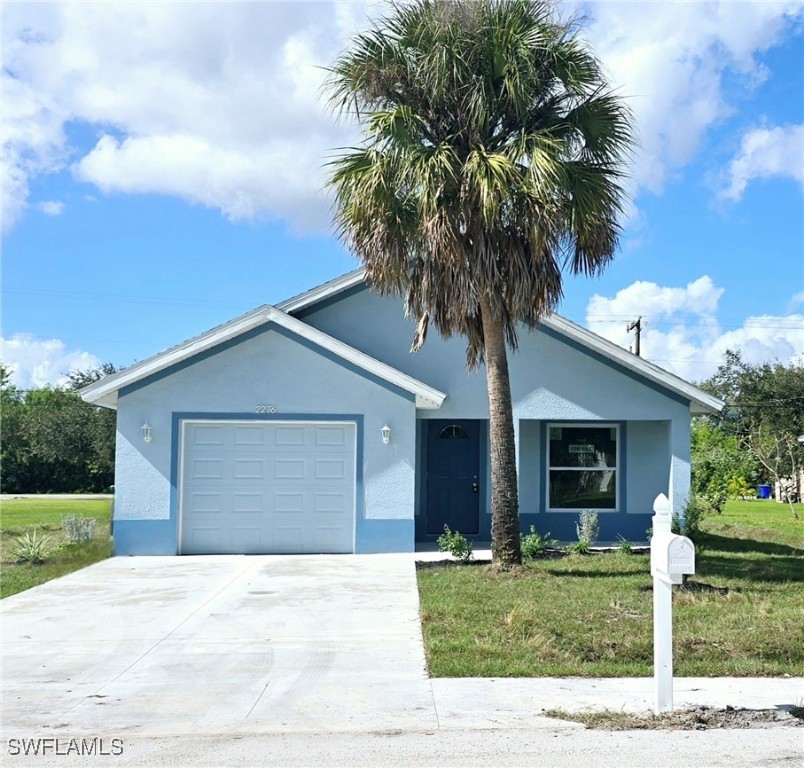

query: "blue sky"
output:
2 1 802 389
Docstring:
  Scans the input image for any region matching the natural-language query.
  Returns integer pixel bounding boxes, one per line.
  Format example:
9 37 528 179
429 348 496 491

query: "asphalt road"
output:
4 726 801 767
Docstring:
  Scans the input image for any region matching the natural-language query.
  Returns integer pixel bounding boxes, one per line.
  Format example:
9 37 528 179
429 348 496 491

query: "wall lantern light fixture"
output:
142 422 153 443
381 424 391 445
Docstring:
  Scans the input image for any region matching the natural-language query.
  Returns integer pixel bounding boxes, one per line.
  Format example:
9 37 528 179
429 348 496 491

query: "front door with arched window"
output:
425 419 481 535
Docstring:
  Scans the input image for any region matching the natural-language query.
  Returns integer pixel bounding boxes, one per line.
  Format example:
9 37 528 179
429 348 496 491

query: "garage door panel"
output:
314 492 348 513
191 459 224 479
188 492 224 514
274 426 306 445
233 459 264 479
272 526 304 552
232 493 263 513
181 421 355 554
234 426 265 445
193 426 225 445
274 492 305 513
316 426 348 446
315 459 346 479
274 459 306 479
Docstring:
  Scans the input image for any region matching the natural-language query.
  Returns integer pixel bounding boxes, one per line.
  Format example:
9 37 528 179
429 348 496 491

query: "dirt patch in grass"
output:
546 705 803 730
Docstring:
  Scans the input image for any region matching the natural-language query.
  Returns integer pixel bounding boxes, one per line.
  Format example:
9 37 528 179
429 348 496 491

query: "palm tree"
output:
326 0 633 566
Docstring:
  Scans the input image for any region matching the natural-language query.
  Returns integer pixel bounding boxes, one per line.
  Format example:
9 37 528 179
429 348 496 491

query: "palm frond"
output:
325 0 634 368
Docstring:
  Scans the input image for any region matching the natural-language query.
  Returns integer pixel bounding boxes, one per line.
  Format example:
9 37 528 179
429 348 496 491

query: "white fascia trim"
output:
277 268 367 314
542 315 724 414
265 307 446 408
80 302 446 410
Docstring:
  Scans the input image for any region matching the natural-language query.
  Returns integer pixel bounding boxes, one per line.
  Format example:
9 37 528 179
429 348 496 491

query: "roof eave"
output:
542 315 725 414
277 268 366 314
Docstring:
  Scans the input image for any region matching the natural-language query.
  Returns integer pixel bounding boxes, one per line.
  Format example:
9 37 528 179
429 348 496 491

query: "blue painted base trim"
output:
520 512 652 543
113 519 177 555
356 518 414 553
114 517 414 554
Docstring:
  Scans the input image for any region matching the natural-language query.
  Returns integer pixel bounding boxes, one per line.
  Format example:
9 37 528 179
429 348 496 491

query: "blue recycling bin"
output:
757 484 771 499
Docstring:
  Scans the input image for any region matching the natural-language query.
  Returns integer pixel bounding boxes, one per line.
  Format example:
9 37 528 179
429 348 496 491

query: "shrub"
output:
672 494 708 550
62 515 97 544
727 476 754 499
575 509 599 548
616 535 633 554
437 525 473 563
13 531 51 564
520 526 557 560
568 540 590 555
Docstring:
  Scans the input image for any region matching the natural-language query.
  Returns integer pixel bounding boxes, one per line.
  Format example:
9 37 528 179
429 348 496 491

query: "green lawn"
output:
417 499 803 678
1 498 113 599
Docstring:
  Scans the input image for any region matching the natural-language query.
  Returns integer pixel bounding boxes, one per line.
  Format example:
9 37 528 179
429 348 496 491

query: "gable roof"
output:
83 269 723 415
277 267 723 415
80 303 447 410
277 268 366 314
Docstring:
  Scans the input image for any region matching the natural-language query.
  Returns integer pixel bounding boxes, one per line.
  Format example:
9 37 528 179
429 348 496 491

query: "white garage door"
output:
179 420 356 554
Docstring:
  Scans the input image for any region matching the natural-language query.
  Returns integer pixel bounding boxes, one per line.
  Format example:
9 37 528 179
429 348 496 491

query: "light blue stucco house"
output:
81 269 723 555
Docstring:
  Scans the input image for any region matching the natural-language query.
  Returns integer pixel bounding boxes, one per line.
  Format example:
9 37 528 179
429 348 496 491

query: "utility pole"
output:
627 316 642 357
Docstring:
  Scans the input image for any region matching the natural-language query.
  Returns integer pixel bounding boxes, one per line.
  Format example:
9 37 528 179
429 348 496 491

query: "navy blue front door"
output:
426 420 481 535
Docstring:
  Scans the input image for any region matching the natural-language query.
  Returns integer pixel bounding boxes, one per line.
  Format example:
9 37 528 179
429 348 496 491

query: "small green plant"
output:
520 526 557 560
437 525 473 563
616 535 633 554
672 494 708 547
575 509 599 548
62 515 97 544
567 540 590 555
13 531 51 564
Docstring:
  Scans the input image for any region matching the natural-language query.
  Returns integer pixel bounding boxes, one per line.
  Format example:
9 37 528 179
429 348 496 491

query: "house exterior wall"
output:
113 324 417 554
299 287 692 539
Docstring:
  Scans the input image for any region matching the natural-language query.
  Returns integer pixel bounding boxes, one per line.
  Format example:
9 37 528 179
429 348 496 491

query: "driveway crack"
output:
245 683 270 719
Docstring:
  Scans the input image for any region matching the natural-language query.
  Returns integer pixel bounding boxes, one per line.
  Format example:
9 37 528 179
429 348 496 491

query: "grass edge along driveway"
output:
1 497 113 599
418 499 803 678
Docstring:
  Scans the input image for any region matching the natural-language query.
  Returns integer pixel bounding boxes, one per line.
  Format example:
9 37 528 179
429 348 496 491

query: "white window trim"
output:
546 422 620 513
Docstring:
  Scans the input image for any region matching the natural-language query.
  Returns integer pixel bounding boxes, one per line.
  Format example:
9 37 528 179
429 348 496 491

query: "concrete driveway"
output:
1 555 438 736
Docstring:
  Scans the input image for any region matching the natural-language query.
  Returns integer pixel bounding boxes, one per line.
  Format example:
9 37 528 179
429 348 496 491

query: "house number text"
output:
256 405 278 413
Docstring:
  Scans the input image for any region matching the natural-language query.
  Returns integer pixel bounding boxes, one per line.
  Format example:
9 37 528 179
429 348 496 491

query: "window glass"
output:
439 425 468 439
549 426 616 468
549 470 617 509
548 425 618 510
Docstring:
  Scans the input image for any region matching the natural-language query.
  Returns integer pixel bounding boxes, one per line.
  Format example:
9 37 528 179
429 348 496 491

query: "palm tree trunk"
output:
479 296 522 566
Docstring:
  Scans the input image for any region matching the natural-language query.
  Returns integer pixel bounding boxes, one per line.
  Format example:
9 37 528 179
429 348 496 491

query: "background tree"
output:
0 363 117 493
691 419 759 499
326 0 633 565
700 351 804 517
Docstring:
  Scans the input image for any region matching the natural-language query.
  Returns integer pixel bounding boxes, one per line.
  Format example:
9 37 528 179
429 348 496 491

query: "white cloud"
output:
586 278 803 381
719 123 804 201
575 1 804 196
36 199 63 215
0 334 101 389
1 1 801 233
1 1 378 234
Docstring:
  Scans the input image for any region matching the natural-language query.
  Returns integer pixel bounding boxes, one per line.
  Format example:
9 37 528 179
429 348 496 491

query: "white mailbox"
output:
651 532 695 585
650 492 697 714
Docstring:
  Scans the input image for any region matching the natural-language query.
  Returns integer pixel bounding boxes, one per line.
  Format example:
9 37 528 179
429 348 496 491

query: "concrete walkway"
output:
2 554 801 741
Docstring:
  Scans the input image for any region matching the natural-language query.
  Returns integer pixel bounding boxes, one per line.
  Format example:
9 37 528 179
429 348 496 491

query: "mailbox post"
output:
650 493 695 714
